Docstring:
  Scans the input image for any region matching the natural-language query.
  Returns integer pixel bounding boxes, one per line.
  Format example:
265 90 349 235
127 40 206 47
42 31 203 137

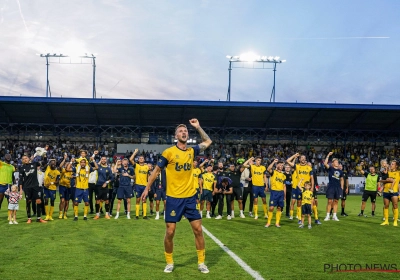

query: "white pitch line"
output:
202 226 265 280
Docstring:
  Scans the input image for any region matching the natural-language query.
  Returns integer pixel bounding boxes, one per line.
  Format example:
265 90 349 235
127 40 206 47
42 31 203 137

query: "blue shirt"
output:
327 166 343 189
96 165 114 186
117 167 134 187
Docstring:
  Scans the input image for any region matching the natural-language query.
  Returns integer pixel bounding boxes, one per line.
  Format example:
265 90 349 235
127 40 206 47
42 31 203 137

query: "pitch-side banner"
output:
316 176 366 194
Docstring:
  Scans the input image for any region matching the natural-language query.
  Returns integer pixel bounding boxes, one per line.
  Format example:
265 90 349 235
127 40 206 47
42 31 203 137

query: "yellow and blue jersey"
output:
133 164 149 186
157 145 200 198
193 167 202 189
302 190 313 205
250 165 266 186
384 171 400 193
74 166 94 189
60 168 73 188
200 172 216 191
270 170 286 191
294 164 313 188
44 167 60 190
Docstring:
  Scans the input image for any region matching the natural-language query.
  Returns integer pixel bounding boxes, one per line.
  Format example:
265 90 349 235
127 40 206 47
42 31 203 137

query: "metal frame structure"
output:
38 53 97 98
226 54 285 102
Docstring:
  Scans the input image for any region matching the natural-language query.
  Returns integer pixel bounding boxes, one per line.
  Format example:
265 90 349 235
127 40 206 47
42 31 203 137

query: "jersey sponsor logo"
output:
175 162 191 172
253 171 263 175
139 170 147 175
332 171 341 180
170 210 176 217
298 170 309 175
274 177 284 183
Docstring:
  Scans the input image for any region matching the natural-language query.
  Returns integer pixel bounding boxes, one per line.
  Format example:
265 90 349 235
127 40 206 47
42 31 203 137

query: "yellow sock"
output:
296 207 301 219
299 207 302 218
262 204 268 216
136 205 140 217
84 205 89 216
384 208 389 223
313 205 318 220
45 205 50 216
267 211 273 224
196 203 200 210
74 206 79 217
49 206 54 217
143 202 147 217
197 249 205 264
276 211 282 225
290 210 293 217
165 252 174 265
253 205 258 216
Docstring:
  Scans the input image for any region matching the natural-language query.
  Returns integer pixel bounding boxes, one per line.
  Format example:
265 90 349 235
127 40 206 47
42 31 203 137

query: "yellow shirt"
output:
200 172 216 191
75 167 92 189
295 164 312 187
270 170 286 191
60 168 73 188
44 168 61 190
134 164 149 186
157 145 199 198
250 165 266 186
384 171 400 193
193 167 202 189
0 161 15 185
302 190 313 205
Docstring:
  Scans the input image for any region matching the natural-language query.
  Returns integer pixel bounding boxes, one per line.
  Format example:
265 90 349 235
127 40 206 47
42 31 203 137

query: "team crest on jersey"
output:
188 154 192 159
170 210 176 217
175 155 180 159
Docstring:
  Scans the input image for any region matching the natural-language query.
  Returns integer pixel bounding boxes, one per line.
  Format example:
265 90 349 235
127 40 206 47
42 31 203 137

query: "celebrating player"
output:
323 152 344 221
265 159 286 228
379 160 399 226
130 150 150 220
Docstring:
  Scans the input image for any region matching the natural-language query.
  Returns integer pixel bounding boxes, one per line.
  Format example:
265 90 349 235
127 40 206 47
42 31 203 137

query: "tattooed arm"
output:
189 118 212 152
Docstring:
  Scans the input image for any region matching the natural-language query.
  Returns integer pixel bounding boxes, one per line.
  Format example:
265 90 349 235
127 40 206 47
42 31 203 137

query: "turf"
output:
0 195 399 280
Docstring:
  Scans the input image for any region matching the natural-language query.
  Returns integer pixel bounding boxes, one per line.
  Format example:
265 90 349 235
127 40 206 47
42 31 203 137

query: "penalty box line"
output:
202 226 265 280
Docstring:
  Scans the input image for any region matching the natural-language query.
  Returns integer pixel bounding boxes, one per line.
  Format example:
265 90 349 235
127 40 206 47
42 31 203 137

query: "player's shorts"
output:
59 186 71 200
155 189 166 201
8 203 19 211
0 184 10 194
135 185 146 198
148 190 155 202
117 185 133 199
44 188 56 201
326 186 341 200
24 186 42 201
362 190 377 202
165 194 201 223
70 187 76 201
269 190 284 208
200 189 213 202
292 187 302 200
301 204 312 215
232 187 243 200
252 186 266 198
96 185 110 201
383 192 398 200
342 188 347 200
74 188 89 203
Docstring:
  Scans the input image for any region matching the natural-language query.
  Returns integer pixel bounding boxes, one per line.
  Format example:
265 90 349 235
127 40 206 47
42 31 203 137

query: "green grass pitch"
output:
1 195 399 280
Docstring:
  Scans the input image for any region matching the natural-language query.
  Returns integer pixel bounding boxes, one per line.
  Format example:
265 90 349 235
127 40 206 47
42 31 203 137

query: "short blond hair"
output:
175 124 187 135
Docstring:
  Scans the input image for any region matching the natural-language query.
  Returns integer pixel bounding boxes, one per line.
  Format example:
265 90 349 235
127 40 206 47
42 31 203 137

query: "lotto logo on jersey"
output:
175 162 191 172
139 170 147 175
254 171 263 175
275 177 284 183
298 170 309 175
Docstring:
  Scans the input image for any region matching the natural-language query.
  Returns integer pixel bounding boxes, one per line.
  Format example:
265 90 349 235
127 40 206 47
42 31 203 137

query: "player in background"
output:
43 159 60 221
153 169 166 220
227 164 245 218
0 154 15 218
358 163 379 217
130 150 150 220
199 165 217 218
243 157 268 220
59 154 73 219
283 164 293 218
94 156 114 220
309 162 322 225
141 119 212 274
323 152 344 221
265 159 286 228
113 159 134 219
379 160 399 226
339 163 349 216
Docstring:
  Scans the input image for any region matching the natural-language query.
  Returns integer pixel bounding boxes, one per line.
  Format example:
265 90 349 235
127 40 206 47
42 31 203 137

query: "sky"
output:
0 0 399 104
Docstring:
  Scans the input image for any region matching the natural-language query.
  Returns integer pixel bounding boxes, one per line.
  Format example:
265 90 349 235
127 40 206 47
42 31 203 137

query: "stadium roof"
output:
1 96 400 131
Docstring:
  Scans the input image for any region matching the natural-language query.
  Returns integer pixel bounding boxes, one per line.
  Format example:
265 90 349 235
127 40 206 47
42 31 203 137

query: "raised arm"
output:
267 159 278 173
129 149 139 165
243 157 254 168
286 153 299 167
324 152 333 169
59 153 68 168
190 119 212 152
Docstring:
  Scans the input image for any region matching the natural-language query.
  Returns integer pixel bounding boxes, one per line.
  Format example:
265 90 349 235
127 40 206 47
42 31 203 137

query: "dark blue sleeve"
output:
363 171 369 178
193 145 200 157
157 156 168 169
310 170 314 175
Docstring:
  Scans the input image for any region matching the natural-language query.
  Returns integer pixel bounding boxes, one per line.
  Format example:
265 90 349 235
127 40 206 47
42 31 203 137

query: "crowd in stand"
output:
1 140 399 177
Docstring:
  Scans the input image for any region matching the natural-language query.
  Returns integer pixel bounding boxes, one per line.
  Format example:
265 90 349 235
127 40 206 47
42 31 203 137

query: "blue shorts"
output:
59 186 71 200
70 187 76 200
269 190 284 208
302 204 312 215
155 189 166 201
0 184 10 194
135 185 146 198
118 185 133 199
326 186 342 200
383 192 398 200
165 194 201 223
252 186 266 198
200 189 213 202
74 188 89 203
292 188 302 200
44 188 56 201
